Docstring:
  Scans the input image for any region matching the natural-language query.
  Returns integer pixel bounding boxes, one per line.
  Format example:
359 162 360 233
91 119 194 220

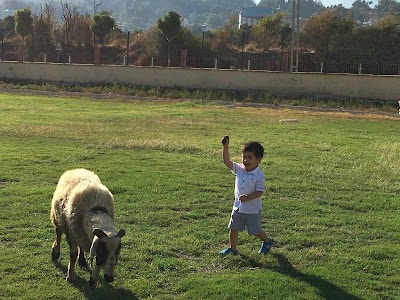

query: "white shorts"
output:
228 209 263 235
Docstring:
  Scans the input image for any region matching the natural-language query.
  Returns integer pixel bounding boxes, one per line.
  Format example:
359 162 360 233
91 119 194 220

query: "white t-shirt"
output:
231 162 265 214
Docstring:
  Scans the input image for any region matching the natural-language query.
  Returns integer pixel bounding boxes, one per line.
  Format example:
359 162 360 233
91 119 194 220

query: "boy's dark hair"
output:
241 141 264 158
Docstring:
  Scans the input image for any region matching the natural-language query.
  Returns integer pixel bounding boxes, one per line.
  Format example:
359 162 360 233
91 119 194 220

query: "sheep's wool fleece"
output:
50 168 115 251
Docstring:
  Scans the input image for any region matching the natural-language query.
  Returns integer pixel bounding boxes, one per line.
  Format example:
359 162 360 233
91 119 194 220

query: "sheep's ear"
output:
116 229 125 238
89 235 99 262
93 228 107 239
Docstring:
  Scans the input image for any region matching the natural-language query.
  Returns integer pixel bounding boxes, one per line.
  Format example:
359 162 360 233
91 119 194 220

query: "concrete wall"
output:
0 61 399 101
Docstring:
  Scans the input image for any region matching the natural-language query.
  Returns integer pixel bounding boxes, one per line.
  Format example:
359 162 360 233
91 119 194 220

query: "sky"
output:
254 0 379 8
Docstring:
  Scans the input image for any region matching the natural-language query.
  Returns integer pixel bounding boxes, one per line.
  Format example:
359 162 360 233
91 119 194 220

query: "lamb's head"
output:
88 228 125 287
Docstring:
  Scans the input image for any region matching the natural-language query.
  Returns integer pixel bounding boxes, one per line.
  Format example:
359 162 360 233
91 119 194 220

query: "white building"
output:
238 7 274 28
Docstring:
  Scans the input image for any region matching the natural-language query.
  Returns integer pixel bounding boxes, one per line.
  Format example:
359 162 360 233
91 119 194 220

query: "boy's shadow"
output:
53 261 139 300
238 252 361 300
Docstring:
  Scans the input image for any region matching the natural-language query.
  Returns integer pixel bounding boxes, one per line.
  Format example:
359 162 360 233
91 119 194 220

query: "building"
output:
238 7 274 28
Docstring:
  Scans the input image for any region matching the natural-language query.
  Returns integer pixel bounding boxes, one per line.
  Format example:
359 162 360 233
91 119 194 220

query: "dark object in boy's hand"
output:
221 135 229 145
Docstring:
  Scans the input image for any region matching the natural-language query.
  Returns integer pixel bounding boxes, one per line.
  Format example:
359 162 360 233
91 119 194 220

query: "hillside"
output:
0 0 256 30
1 0 396 31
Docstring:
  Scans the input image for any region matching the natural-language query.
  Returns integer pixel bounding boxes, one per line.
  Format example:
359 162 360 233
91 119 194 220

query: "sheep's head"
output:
89 228 125 286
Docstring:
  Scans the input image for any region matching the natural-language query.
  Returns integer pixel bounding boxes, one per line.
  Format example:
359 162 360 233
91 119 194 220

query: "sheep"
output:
50 168 125 287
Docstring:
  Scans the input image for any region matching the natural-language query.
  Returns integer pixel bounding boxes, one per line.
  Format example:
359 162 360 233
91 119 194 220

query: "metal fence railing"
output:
298 61 400 75
2 51 399 76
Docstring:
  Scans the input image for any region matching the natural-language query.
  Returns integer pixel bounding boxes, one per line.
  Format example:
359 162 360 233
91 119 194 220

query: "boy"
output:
219 136 273 256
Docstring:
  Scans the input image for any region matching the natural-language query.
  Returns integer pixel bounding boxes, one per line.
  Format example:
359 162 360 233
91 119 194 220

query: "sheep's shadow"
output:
53 260 139 299
82 284 139 300
237 252 361 300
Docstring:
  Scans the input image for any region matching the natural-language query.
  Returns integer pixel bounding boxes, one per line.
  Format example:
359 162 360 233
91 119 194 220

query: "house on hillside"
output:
238 7 274 28
181 17 189 27
0 8 14 19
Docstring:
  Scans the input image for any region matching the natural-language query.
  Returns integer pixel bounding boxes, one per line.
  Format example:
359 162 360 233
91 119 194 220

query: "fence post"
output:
214 59 218 69
94 46 101 65
247 60 251 70
17 44 23 62
320 62 323 73
151 57 154 67
281 52 289 72
44 53 46 63
359 63 362 74
69 55 71 64
180 49 187 67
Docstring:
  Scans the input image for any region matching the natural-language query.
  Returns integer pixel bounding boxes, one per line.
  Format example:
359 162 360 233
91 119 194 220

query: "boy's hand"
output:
221 135 229 145
239 194 248 202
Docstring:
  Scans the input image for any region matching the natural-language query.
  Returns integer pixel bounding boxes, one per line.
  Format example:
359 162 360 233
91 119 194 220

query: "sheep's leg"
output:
51 227 62 261
88 266 101 288
78 246 88 268
66 240 78 282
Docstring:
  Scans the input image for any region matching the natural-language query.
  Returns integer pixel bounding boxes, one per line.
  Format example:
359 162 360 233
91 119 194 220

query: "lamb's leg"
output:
66 241 78 282
88 266 101 288
51 227 62 261
78 246 88 268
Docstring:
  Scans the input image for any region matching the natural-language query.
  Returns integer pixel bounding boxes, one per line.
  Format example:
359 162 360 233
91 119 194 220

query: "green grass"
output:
0 92 399 300
1 80 398 113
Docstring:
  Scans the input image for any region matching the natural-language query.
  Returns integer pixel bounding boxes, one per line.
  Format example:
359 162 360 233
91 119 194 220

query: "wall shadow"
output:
238 252 361 300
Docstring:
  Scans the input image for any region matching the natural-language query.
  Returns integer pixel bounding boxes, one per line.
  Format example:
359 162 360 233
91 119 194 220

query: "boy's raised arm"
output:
221 136 233 170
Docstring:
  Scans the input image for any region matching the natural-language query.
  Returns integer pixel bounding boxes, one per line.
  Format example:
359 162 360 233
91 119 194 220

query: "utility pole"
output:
1 30 4 61
93 0 102 15
125 31 130 65
290 0 300 72
92 1 102 47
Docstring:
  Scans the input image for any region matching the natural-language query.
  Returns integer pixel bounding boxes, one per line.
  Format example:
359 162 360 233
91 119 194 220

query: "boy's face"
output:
242 151 262 172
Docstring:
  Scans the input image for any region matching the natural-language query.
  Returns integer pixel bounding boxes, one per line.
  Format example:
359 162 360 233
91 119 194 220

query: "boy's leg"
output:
256 231 274 254
220 211 243 256
255 231 271 243
229 229 239 250
219 229 239 256
246 213 273 254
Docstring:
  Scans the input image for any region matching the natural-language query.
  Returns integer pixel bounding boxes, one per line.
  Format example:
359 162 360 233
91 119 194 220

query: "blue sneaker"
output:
259 239 273 254
219 247 239 256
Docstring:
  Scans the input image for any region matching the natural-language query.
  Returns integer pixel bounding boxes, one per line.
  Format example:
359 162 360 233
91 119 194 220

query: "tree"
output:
374 14 400 29
15 8 33 40
33 2 56 60
14 8 33 61
370 15 400 63
157 11 182 42
90 11 116 45
206 14 224 29
251 12 288 51
0 16 16 39
350 0 373 23
302 9 354 66
75 14 93 47
61 1 79 45
157 11 182 66
211 15 240 52
352 0 373 10
280 25 292 52
349 15 400 71
375 0 400 16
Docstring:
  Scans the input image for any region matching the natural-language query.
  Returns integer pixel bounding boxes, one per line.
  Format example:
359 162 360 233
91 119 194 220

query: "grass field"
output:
0 92 399 300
